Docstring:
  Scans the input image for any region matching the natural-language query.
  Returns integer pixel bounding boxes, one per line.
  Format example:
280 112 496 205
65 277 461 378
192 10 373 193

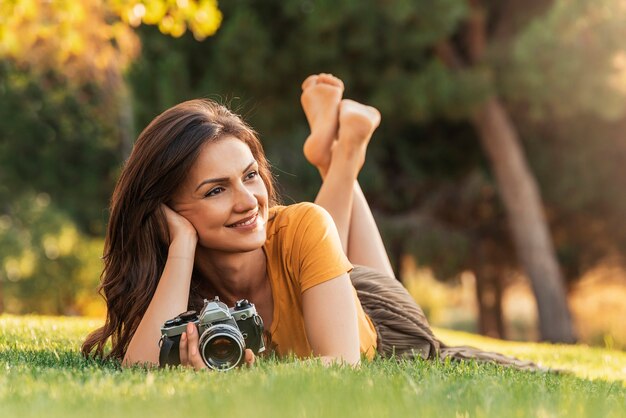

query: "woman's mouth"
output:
227 213 259 228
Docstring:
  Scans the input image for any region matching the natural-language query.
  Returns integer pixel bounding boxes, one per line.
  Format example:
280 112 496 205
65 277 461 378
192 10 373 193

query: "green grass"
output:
1 315 624 418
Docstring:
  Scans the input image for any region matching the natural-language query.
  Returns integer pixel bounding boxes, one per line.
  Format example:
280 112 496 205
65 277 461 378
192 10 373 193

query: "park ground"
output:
0 315 624 418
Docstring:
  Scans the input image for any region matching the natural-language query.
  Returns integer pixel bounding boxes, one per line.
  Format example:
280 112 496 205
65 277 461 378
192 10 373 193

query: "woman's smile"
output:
226 211 264 229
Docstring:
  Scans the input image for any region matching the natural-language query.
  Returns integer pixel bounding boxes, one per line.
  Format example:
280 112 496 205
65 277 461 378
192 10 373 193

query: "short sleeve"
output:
290 203 353 292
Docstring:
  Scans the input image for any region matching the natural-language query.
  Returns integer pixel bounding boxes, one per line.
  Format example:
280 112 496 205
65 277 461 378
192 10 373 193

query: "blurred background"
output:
0 0 625 349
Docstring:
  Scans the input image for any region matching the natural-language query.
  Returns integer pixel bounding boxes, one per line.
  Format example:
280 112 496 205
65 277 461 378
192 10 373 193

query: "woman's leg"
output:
347 182 395 278
301 75 395 278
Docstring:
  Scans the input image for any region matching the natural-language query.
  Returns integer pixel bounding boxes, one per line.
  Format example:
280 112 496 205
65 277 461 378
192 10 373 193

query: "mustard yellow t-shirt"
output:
262 202 377 360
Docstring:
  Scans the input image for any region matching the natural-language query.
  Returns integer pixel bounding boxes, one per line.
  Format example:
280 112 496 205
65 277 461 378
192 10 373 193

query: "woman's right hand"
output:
161 204 198 248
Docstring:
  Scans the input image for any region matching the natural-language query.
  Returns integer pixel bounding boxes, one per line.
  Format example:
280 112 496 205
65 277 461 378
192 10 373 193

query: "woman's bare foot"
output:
333 99 381 170
301 73 344 171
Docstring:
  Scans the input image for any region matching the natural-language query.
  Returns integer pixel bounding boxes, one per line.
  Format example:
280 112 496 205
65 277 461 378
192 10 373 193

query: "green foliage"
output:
498 0 626 120
0 194 104 315
0 36 116 316
131 0 473 129
0 61 120 235
1 315 625 418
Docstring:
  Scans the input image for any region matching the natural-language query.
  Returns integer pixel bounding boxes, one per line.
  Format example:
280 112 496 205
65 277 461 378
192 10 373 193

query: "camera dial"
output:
163 310 198 328
179 310 198 321
235 299 251 310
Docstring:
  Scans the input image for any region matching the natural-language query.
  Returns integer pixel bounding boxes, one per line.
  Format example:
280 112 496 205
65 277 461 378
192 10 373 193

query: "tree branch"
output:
465 0 487 64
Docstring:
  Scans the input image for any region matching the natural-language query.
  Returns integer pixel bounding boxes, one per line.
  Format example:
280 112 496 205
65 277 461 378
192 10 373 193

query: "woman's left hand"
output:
178 322 256 370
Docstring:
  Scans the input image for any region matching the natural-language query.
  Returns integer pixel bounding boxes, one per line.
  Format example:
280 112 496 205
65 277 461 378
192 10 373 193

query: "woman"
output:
82 74 538 371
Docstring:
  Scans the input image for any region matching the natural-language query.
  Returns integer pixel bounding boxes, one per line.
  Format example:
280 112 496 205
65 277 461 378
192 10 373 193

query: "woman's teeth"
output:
229 214 257 227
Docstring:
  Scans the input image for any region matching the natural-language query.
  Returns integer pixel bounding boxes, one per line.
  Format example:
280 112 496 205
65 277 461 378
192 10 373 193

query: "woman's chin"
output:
197 234 266 254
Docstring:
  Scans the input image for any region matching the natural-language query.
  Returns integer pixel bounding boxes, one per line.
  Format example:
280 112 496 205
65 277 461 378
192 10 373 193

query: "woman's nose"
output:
233 184 257 212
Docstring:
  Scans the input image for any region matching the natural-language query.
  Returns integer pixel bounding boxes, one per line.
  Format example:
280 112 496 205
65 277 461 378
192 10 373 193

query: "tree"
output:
0 0 222 157
435 0 626 342
0 0 223 313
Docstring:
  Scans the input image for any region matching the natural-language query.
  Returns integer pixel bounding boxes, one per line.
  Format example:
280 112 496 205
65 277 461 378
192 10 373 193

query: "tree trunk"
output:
471 96 576 343
475 271 506 339
474 240 506 338
390 236 405 282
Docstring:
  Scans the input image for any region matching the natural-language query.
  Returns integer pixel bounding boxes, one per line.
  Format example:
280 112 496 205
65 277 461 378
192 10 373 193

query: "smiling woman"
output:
80 98 279 367
82 74 539 372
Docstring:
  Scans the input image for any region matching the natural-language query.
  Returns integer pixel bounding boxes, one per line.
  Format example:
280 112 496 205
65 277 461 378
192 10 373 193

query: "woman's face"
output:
172 136 269 254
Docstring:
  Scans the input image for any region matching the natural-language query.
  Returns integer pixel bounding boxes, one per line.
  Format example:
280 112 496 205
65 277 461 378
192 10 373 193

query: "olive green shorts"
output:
349 265 439 360
350 265 544 371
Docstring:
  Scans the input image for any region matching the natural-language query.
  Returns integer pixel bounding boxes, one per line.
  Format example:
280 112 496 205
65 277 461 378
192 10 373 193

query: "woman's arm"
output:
122 205 198 367
301 272 361 366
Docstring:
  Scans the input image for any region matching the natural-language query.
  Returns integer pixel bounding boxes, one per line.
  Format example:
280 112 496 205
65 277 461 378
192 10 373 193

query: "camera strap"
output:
158 335 176 368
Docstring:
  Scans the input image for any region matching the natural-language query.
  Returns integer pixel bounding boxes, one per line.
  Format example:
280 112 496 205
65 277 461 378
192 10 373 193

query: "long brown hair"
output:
82 99 278 360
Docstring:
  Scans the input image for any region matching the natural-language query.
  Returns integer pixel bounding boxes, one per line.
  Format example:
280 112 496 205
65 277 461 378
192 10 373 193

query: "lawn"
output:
0 315 624 418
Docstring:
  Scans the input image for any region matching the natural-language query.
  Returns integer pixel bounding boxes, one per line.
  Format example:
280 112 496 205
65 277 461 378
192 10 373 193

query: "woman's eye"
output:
205 187 224 197
245 171 259 180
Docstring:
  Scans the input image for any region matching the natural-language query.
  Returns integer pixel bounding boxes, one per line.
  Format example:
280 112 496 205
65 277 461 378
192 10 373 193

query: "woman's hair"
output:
81 99 278 360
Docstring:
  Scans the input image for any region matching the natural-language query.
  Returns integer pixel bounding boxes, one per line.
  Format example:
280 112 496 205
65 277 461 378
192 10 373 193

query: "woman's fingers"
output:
179 323 206 370
179 331 189 366
244 349 255 367
160 203 198 245
185 322 207 370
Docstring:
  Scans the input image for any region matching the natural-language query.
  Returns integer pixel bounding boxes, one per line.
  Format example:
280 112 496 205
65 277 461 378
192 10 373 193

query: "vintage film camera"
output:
159 297 265 371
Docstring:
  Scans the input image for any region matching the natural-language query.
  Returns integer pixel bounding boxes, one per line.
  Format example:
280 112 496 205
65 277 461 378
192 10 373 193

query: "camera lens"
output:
207 337 238 361
198 324 245 371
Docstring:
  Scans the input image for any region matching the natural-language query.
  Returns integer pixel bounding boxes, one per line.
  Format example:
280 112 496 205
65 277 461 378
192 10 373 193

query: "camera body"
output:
159 297 265 371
